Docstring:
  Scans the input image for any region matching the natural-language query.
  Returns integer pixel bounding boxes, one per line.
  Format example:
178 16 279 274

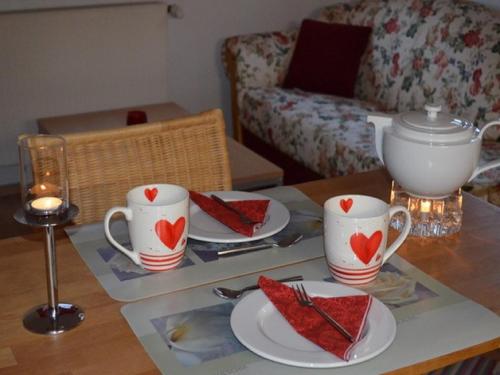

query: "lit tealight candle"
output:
420 200 431 213
31 197 63 213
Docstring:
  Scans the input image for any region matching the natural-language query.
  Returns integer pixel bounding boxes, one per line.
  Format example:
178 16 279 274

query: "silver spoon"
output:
217 232 304 256
213 275 303 299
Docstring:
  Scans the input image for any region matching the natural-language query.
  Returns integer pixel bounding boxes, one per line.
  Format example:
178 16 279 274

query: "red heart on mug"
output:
340 198 353 213
155 217 186 250
144 188 158 202
349 231 383 265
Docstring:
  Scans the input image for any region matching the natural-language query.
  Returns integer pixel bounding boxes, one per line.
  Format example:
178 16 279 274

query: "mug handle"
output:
382 206 412 264
103 207 141 266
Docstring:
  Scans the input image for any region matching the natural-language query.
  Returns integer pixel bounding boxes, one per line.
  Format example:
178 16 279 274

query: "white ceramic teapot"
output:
368 104 500 199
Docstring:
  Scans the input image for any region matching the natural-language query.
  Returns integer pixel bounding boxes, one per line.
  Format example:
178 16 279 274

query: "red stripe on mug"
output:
140 257 183 265
141 261 183 268
141 258 183 266
329 266 379 278
139 252 174 258
144 263 179 272
328 263 381 277
333 273 377 281
329 269 378 281
328 262 381 273
140 251 184 263
141 253 184 265
330 273 378 284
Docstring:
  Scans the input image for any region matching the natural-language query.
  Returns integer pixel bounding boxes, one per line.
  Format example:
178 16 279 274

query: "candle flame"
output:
420 200 431 213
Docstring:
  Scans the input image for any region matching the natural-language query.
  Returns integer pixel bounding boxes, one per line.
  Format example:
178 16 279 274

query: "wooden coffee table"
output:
0 170 498 374
38 102 283 190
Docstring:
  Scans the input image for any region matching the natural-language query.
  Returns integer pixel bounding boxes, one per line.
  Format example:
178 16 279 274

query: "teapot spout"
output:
367 113 394 164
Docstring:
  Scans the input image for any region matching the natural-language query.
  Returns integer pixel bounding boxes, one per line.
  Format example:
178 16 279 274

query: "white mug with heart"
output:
323 194 411 285
104 184 189 271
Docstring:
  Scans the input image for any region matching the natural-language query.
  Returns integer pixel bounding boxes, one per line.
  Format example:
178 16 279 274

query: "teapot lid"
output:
396 104 476 144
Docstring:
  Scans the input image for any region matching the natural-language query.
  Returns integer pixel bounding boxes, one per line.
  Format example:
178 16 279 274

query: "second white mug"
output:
324 194 411 285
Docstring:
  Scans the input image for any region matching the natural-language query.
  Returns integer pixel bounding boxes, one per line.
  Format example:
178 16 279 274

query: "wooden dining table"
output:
0 169 498 374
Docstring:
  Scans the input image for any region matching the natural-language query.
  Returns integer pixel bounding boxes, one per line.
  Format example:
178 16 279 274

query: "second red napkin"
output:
258 276 372 361
189 191 270 237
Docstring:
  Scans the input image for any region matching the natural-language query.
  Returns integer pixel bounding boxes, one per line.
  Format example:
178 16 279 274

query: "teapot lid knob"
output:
424 103 442 120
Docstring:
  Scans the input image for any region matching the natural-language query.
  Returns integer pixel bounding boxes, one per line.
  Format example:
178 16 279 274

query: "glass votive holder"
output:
18 135 69 216
390 181 463 237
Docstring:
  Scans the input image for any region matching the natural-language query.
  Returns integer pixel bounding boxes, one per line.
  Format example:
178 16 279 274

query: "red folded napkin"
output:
258 276 372 361
189 191 270 237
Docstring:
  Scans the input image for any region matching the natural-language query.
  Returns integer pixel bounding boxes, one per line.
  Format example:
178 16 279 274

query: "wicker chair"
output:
63 108 232 224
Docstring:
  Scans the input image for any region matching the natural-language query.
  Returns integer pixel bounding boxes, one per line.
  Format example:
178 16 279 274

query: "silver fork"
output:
293 284 354 342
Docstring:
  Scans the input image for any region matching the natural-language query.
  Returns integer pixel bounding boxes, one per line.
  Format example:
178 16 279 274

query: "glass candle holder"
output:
390 181 463 237
18 135 69 216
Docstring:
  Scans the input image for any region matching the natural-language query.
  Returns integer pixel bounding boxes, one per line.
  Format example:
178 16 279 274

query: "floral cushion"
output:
239 87 381 177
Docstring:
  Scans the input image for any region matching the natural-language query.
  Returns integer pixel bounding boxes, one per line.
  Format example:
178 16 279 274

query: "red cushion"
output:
283 19 372 98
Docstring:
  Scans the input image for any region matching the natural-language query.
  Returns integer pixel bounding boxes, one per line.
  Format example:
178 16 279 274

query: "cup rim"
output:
127 183 188 206
324 194 389 219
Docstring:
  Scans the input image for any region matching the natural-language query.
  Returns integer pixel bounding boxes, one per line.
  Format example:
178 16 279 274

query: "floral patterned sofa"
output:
223 0 499 198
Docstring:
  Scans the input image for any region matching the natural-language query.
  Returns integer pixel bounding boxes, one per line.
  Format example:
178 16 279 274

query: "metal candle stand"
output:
17 134 85 334
14 204 85 335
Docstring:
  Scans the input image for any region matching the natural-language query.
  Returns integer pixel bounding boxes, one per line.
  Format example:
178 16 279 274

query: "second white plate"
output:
188 191 290 243
231 280 396 368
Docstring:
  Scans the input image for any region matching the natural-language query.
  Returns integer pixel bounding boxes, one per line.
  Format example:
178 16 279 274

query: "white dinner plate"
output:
230 280 396 368
188 191 290 243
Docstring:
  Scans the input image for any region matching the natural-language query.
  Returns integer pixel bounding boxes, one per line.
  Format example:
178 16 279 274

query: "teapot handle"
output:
367 113 394 165
477 120 500 140
469 120 500 182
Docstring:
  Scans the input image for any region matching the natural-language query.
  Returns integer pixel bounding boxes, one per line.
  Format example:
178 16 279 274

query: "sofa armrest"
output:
223 31 297 141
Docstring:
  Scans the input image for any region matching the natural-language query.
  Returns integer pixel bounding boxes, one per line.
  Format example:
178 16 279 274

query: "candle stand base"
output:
23 303 85 335
14 204 85 335
390 182 463 237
